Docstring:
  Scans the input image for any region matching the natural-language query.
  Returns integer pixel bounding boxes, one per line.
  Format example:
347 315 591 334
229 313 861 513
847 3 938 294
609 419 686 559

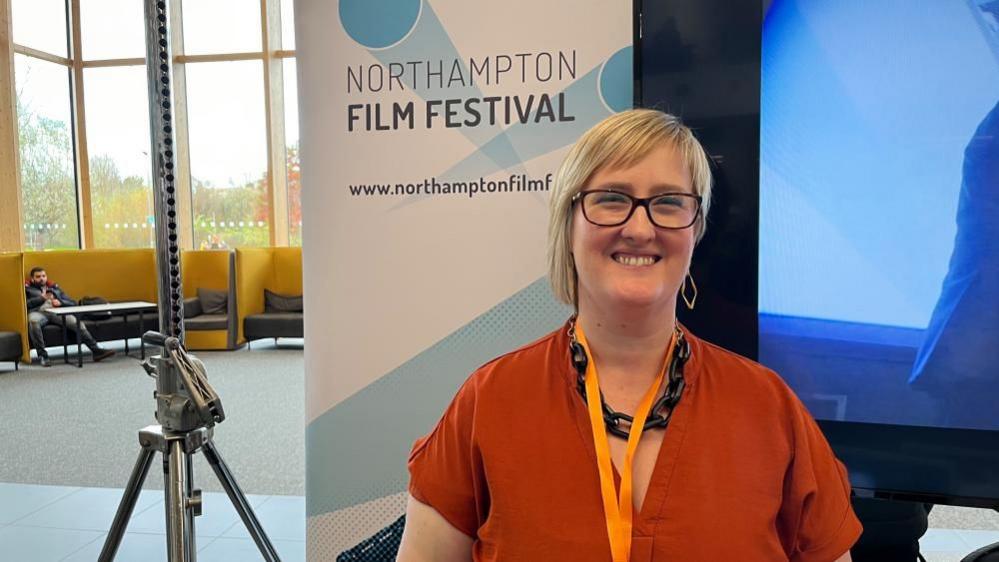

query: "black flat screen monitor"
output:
639 0 999 507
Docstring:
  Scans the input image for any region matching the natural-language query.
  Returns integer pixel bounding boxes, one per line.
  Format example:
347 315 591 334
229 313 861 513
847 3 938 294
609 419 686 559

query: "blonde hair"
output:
547 109 713 307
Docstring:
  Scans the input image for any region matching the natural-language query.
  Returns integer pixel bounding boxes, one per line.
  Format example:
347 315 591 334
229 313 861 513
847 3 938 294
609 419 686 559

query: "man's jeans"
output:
27 310 100 357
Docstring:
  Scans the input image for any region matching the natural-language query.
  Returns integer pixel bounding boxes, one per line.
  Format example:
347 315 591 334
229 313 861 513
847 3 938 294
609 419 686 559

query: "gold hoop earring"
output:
682 272 698 310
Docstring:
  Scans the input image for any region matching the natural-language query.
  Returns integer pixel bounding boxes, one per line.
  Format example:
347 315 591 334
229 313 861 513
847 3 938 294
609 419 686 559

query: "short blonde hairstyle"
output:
547 109 713 307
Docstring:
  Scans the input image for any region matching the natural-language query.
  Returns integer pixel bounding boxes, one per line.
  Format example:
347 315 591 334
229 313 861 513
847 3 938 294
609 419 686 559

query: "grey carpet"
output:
2 340 997 533
0 340 304 496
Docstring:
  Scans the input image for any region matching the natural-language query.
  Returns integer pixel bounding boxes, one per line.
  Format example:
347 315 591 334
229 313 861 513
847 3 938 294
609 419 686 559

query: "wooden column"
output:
169 0 194 250
69 0 93 248
262 0 288 246
0 0 23 251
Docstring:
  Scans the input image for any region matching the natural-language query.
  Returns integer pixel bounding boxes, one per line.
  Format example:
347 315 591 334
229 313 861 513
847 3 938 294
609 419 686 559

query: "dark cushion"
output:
41 324 63 345
184 297 203 318
197 288 228 315
41 314 157 346
79 296 112 321
0 332 21 360
87 315 158 342
185 314 228 331
264 289 303 313
245 312 303 339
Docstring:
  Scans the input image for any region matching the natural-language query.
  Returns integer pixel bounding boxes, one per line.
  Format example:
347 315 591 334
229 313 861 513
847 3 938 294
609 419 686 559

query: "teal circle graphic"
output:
339 0 421 49
599 46 634 112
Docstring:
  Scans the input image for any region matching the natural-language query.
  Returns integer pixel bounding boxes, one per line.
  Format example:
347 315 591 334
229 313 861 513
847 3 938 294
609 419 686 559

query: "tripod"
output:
103 3 280 559
97 334 281 562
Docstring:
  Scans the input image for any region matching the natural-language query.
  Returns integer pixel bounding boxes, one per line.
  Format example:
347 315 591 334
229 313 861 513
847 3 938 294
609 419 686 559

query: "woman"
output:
398 109 861 561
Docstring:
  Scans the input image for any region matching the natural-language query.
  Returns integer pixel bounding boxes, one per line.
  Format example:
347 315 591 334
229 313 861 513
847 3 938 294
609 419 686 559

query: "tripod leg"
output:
202 441 281 561
165 439 194 562
184 453 197 561
98 448 156 562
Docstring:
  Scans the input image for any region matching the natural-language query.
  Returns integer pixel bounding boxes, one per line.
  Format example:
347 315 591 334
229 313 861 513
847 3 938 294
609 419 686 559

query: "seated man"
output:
25 267 115 367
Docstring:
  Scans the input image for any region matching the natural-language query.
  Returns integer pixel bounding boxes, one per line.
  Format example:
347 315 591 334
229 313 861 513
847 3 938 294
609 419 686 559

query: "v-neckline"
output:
607 396 693 530
562 325 699 535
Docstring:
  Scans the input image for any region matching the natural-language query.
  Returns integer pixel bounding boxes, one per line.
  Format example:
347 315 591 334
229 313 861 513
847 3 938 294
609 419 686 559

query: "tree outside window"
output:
16 55 80 251
11 0 300 251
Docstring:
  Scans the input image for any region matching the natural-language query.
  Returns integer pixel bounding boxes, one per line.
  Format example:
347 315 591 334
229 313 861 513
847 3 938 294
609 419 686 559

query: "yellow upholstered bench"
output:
23 249 157 303
181 250 237 350
234 247 303 345
0 253 28 366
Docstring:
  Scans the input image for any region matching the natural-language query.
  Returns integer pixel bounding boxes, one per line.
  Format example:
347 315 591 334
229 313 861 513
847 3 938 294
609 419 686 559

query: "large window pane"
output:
84 66 154 248
284 58 300 246
182 0 261 55
15 55 79 250
81 0 146 60
187 61 268 249
12 0 68 57
281 0 295 50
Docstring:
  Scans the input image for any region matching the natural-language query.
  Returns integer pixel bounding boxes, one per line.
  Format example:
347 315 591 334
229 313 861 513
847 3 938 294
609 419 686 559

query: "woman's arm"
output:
396 494 474 562
834 552 852 562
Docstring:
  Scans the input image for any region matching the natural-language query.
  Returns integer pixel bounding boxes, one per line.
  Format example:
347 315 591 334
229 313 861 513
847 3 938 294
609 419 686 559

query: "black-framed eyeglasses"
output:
572 190 702 229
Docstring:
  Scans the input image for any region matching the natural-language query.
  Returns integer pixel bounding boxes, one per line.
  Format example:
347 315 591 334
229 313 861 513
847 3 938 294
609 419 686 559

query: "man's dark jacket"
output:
25 282 77 313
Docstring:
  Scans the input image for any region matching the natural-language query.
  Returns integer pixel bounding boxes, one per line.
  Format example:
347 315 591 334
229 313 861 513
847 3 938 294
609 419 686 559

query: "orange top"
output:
408 322 862 561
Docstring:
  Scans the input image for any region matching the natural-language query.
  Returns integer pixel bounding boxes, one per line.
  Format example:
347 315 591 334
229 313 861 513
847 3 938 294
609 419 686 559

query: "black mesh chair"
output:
963 543 999 562
338 515 405 561
850 498 930 562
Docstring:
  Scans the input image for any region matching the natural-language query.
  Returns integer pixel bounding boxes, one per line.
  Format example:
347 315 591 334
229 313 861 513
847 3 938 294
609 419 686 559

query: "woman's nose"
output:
621 203 657 241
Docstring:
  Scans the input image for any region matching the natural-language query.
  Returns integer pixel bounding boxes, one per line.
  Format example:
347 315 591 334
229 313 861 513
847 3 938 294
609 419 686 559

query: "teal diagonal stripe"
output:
306 277 571 517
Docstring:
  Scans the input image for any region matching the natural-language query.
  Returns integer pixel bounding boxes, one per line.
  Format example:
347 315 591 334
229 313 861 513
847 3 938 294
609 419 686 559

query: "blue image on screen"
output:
759 0 999 430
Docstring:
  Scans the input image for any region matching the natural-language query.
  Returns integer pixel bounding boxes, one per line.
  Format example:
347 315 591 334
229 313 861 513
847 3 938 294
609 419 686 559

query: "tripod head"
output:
143 330 225 433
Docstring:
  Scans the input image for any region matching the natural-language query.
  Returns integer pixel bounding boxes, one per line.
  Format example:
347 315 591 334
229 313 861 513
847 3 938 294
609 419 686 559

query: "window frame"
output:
1 0 298 251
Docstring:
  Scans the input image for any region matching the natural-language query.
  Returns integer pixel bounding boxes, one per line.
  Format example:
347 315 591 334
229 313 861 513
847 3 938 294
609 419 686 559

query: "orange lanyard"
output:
575 325 677 562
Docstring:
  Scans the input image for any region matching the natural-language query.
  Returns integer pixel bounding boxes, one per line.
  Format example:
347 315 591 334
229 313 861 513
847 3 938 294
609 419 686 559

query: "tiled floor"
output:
921 528 999 561
0 482 304 562
2 480 998 561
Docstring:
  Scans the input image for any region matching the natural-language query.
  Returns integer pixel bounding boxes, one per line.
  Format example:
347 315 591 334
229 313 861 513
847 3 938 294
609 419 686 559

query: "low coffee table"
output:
47 301 157 368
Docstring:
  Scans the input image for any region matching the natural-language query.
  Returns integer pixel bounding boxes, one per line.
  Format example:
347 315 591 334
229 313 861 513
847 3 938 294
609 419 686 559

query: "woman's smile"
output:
611 253 661 267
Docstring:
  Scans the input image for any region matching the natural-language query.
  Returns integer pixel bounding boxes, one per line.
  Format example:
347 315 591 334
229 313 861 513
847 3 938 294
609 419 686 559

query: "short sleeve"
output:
778 398 863 562
407 376 488 538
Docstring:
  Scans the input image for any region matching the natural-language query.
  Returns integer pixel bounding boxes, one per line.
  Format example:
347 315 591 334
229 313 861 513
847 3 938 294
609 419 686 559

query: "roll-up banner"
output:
298 0 632 556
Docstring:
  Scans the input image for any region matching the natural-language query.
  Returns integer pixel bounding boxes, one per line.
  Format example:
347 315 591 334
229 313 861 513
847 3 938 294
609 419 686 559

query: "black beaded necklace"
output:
568 320 689 440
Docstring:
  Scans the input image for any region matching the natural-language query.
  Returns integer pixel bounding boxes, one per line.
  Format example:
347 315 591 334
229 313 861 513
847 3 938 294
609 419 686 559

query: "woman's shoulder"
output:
463 325 570 392
688 331 801 406
686 332 822 454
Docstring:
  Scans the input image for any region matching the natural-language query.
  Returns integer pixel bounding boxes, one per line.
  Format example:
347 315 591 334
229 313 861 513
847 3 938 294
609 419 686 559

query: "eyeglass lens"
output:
583 191 698 228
